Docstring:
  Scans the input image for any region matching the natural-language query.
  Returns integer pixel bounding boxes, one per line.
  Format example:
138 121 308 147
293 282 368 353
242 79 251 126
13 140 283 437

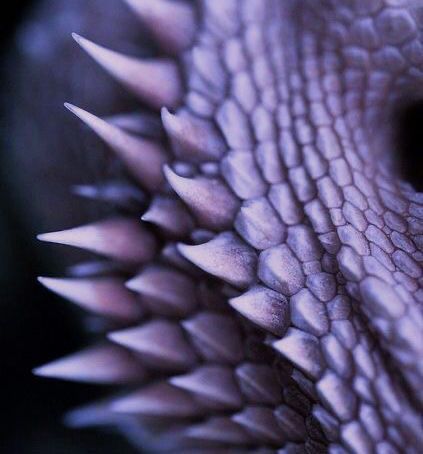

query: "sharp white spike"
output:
170 365 243 409
109 319 197 370
72 33 182 109
124 0 195 54
65 103 168 190
164 165 240 230
177 232 257 288
38 276 143 322
161 108 226 162
229 285 290 336
38 218 157 264
33 344 146 384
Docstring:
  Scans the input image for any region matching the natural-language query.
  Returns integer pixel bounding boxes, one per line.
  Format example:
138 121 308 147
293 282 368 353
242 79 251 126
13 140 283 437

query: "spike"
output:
67 260 127 278
142 195 194 238
105 111 163 138
65 399 122 428
33 344 146 384
161 108 226 162
272 328 324 380
109 320 197 370
38 277 143 321
38 218 156 264
110 382 203 417
170 365 243 409
229 285 290 337
72 34 182 109
65 104 167 190
164 165 240 230
160 243 201 275
182 312 243 364
73 181 146 211
177 232 257 288
126 265 197 317
124 0 195 54
235 363 282 405
186 417 252 445
232 406 286 445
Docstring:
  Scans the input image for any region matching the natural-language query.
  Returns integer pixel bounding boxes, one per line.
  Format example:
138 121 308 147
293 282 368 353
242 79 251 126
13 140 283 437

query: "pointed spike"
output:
229 285 290 337
186 417 252 445
71 34 182 109
38 218 156 264
274 405 307 442
160 242 201 275
161 108 226 162
33 344 146 384
38 276 143 321
177 232 257 288
126 265 197 317
65 399 122 428
164 165 240 230
109 320 197 370
72 181 146 211
110 382 203 417
65 103 168 190
272 328 325 380
182 312 243 364
142 195 194 238
170 365 243 409
235 363 282 406
232 406 286 445
67 260 127 278
124 0 195 54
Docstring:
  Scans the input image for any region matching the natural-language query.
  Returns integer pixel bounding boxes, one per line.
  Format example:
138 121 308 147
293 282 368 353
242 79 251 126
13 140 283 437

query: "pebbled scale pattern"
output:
35 1 423 453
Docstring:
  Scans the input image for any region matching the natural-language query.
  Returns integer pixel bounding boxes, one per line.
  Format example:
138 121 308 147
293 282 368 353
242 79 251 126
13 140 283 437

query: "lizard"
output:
15 0 423 452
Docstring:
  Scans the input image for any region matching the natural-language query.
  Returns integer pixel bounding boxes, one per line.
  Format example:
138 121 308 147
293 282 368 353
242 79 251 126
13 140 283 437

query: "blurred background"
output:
0 1 145 452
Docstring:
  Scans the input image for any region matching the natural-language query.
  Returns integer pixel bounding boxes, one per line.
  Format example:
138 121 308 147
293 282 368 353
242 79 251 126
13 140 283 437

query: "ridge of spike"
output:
108 320 197 370
164 165 240 230
110 382 203 417
177 232 257 288
38 276 143 321
65 103 167 190
124 0 195 54
72 33 182 109
126 265 197 317
38 218 156 264
161 108 226 162
142 195 194 238
229 285 290 336
170 365 243 409
33 344 146 384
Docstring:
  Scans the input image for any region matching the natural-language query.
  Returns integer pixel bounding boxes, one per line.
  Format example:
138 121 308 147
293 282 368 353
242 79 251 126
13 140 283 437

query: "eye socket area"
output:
393 98 423 192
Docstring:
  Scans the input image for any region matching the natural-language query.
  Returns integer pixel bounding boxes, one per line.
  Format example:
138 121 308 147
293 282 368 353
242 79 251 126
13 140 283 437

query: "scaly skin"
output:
28 1 423 453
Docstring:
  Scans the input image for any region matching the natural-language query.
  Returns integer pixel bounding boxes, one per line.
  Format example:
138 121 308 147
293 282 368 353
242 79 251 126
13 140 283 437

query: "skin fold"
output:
9 0 422 453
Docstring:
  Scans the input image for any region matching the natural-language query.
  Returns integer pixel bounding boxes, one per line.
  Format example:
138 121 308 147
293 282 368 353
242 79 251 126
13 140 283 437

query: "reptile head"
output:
25 0 423 452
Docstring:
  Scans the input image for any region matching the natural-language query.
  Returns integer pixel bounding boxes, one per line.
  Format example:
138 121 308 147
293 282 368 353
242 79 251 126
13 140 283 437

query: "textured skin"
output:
33 1 423 453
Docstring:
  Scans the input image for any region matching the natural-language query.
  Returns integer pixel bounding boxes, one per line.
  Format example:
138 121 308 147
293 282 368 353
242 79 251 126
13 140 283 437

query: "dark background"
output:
0 2 137 453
